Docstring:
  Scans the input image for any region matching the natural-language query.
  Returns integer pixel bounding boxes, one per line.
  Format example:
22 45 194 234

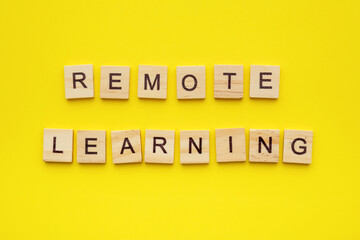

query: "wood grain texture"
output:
64 65 94 99
43 129 73 163
111 130 142 164
138 65 167 99
283 129 313 164
144 130 175 164
249 129 280 163
100 66 130 99
77 130 106 163
214 65 243 99
177 66 206 99
250 65 280 99
180 130 209 164
215 128 246 162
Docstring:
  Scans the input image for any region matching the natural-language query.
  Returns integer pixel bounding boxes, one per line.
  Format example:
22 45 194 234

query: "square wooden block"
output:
77 130 106 163
145 130 175 164
64 65 94 99
180 130 209 164
43 129 73 163
138 65 167 99
111 130 142 164
283 130 313 164
215 128 246 162
250 65 280 99
100 66 130 99
214 65 243 99
177 66 206 99
249 129 280 163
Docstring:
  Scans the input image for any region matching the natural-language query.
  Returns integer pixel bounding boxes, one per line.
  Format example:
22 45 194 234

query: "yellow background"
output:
1 0 359 239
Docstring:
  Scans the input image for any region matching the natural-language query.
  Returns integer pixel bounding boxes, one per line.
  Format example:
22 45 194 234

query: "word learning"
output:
43 129 313 164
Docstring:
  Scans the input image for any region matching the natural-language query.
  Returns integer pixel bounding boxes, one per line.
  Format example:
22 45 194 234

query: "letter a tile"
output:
111 130 142 164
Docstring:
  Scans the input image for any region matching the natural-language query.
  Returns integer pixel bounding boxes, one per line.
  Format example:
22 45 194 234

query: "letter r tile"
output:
144 130 175 164
64 65 94 99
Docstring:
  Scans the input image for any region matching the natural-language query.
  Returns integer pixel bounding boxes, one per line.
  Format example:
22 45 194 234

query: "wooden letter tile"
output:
111 130 142 164
250 65 280 99
215 128 246 162
177 66 206 99
138 65 167 99
145 130 175 164
283 130 313 164
100 66 130 99
214 65 243 99
249 129 280 163
77 130 106 163
64 65 94 99
43 129 73 163
180 130 209 164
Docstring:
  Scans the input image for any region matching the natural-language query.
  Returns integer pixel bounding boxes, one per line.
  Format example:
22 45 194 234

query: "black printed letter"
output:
259 72 272 89
291 138 307 155
109 73 122 89
223 73 236 89
120 137 135 154
258 137 272 153
52 137 63 153
153 137 167 153
85 138 97 154
189 137 202 154
229 136 233 153
145 74 160 90
72 72 87 89
182 75 197 91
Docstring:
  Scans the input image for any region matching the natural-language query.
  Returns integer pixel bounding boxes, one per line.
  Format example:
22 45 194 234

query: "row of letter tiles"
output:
64 65 280 100
43 128 313 164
